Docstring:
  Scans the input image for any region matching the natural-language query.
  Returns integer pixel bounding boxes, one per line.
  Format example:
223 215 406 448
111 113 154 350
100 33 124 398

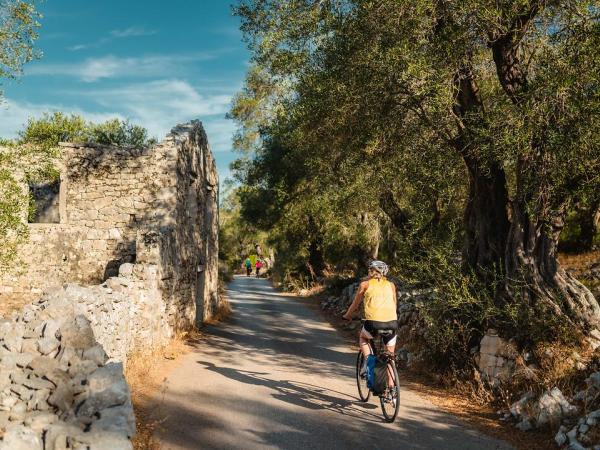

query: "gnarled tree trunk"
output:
453 63 510 279
489 8 600 329
462 156 510 277
505 160 600 328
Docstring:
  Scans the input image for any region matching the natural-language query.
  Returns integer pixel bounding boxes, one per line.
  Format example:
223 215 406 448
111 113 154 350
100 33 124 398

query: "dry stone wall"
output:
0 294 135 450
0 120 220 448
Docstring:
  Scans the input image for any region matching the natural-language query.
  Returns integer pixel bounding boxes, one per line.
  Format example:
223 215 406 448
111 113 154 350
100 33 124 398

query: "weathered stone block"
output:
476 329 518 384
0 424 43 450
59 315 96 350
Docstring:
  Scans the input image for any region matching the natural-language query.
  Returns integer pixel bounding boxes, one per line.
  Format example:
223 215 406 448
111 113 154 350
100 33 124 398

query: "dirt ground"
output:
0 296 30 319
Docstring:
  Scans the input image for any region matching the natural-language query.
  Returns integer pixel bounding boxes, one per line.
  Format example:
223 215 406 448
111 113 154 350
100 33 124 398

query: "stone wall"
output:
0 121 219 448
0 120 219 329
39 263 170 366
0 293 135 450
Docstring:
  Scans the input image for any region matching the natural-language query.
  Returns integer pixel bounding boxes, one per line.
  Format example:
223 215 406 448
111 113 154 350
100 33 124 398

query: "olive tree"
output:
232 0 600 335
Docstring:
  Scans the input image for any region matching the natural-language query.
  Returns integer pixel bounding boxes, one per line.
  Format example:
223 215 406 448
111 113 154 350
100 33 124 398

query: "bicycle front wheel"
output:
380 358 400 422
356 351 371 402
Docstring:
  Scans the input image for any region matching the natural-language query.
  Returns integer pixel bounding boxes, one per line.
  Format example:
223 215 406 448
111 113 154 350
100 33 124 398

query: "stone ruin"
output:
0 121 221 448
1 120 219 328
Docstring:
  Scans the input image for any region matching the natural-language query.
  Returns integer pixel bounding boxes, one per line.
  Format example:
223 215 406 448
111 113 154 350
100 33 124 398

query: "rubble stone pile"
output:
0 295 134 450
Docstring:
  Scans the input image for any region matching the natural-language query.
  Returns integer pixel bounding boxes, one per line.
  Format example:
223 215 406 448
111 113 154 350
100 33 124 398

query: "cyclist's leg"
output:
360 321 375 358
359 329 372 358
384 333 397 387
358 326 373 374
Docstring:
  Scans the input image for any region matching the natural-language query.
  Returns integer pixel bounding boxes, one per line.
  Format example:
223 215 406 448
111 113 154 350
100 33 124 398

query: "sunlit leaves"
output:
230 0 600 281
0 0 40 93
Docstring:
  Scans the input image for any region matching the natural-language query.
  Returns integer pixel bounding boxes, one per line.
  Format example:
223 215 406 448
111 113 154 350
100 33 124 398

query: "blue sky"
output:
0 0 250 182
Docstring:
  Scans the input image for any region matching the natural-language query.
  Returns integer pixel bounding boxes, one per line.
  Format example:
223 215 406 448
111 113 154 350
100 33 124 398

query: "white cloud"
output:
68 44 89 52
67 26 157 51
202 118 236 152
110 26 157 38
28 52 228 82
76 79 234 141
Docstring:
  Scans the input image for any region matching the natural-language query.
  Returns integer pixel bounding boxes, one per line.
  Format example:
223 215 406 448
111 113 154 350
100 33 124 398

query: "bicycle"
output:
355 325 400 423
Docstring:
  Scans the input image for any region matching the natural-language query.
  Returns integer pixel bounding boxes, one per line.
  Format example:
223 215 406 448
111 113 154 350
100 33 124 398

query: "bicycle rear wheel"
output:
380 358 400 422
356 351 371 402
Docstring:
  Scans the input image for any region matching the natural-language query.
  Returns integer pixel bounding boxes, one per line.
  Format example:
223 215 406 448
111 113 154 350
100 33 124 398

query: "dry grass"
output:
560 250 600 295
204 292 233 325
400 372 554 450
125 331 197 450
298 284 326 297
125 292 233 450
558 250 600 271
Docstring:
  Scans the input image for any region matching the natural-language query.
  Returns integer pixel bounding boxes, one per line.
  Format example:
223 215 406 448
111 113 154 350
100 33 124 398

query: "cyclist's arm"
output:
342 281 368 320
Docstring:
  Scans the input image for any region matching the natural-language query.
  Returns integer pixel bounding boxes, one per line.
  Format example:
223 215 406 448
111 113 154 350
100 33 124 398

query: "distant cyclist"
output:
342 260 397 371
244 257 252 277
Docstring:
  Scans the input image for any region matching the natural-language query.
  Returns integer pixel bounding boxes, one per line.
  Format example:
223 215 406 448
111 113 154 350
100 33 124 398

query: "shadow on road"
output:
197 360 381 418
155 276 513 450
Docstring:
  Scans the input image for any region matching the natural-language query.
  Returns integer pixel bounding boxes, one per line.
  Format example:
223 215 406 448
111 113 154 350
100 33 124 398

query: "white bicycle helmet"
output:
368 260 389 276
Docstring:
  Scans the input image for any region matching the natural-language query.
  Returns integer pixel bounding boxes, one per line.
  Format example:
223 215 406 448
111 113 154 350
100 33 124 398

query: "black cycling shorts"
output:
362 320 398 345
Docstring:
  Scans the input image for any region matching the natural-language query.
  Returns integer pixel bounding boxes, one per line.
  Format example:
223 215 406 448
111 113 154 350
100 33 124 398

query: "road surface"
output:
155 275 513 450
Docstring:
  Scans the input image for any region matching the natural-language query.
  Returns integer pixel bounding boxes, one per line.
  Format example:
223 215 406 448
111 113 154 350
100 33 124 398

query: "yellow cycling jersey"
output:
363 277 397 322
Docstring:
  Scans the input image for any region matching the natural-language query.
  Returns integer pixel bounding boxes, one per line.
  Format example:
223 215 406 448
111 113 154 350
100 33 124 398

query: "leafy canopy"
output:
0 0 40 97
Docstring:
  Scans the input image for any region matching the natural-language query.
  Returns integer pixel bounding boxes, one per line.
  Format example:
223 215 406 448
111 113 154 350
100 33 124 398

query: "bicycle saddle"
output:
378 329 395 336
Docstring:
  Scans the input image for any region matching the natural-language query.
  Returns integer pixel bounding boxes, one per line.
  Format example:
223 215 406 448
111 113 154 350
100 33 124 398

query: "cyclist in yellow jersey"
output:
342 260 398 363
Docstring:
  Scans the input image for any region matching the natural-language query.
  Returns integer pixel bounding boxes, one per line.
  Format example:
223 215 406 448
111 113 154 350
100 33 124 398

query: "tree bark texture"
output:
461 156 511 275
577 198 600 251
505 160 600 328
452 63 511 277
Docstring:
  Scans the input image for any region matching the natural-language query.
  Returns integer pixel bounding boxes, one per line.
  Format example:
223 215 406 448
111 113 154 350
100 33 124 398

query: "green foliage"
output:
416 259 497 371
396 243 578 370
0 143 52 273
19 112 87 156
0 166 28 271
230 0 600 364
0 0 40 96
19 112 157 150
218 185 269 273
88 119 157 147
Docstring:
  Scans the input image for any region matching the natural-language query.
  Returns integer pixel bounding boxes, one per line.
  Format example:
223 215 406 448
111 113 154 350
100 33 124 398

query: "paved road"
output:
156 276 513 450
